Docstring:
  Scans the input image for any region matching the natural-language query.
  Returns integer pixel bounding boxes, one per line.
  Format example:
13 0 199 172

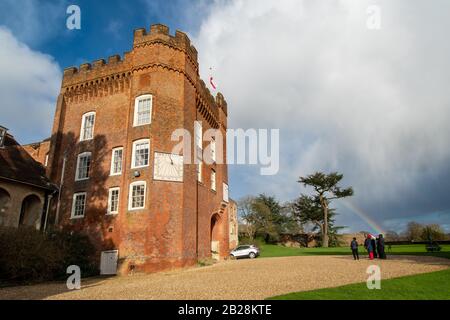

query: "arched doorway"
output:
210 213 221 260
0 188 11 225
19 194 42 229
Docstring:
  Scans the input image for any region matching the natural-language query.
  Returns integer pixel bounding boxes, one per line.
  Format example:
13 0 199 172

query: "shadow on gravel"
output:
0 276 115 300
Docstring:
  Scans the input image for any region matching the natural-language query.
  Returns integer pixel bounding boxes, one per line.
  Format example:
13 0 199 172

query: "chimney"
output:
0 126 8 148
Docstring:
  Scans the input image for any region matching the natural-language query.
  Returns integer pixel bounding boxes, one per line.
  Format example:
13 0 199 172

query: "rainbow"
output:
340 199 385 235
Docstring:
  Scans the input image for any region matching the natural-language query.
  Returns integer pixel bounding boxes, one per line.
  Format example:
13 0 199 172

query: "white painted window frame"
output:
131 139 150 169
71 192 87 219
110 147 123 176
128 181 147 211
223 183 229 202
211 137 216 162
197 161 203 183
107 187 120 215
80 111 96 141
133 94 153 127
211 169 216 191
75 151 92 181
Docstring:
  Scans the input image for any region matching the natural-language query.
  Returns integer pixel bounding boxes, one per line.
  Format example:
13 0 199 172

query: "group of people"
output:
350 234 386 260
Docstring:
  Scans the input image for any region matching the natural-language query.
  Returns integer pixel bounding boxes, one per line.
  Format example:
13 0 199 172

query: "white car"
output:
230 245 260 259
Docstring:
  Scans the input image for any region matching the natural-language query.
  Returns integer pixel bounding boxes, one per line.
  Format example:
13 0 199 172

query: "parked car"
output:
230 245 260 259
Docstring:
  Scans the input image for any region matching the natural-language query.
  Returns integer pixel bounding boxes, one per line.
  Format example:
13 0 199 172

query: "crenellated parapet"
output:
195 79 228 129
62 52 132 88
133 24 198 70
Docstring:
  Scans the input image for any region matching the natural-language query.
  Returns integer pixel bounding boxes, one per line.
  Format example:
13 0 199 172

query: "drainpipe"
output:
55 153 67 225
43 194 53 232
196 117 199 261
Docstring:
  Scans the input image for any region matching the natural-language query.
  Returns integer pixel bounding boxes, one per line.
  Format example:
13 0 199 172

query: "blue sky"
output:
1 0 449 234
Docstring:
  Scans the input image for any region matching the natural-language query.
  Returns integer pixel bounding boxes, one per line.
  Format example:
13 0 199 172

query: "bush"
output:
0 227 98 285
47 228 98 278
238 236 265 248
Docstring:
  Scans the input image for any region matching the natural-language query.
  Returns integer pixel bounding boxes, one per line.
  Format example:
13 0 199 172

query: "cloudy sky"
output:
0 0 449 233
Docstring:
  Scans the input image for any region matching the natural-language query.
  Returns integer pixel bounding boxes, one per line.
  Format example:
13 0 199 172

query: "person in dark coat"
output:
364 235 374 260
377 234 386 259
350 237 359 260
371 237 378 258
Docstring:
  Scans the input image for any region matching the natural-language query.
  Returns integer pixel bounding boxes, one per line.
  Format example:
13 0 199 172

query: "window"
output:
110 147 123 175
132 139 150 168
197 161 203 182
128 181 146 210
71 192 86 218
211 169 216 191
0 126 6 148
223 183 229 202
133 95 152 126
75 152 91 181
194 121 202 150
44 154 49 167
80 112 95 141
107 188 120 214
211 137 216 162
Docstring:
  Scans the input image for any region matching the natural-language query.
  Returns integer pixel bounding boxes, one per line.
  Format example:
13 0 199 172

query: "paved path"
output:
1 255 449 300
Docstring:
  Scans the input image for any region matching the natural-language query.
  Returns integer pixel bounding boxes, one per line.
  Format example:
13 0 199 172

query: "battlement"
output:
133 24 198 65
62 24 200 87
62 51 132 87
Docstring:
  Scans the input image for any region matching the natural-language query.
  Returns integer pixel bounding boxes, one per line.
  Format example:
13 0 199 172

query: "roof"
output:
0 133 56 191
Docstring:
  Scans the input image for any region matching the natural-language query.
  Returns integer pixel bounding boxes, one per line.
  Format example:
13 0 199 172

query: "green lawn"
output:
268 268 450 300
258 243 450 300
259 243 450 260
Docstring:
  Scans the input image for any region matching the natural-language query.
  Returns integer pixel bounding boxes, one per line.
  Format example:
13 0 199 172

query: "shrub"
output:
0 227 62 283
238 236 265 248
47 228 98 278
0 227 98 285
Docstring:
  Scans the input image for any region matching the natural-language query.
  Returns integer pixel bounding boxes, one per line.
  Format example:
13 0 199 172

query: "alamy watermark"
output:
366 265 381 289
66 265 81 290
171 124 280 176
66 5 81 30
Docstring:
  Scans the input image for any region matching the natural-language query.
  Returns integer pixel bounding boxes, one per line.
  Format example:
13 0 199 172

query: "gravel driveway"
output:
1 255 449 300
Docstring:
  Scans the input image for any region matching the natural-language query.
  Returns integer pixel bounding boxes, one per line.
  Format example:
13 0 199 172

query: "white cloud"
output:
0 27 61 143
0 0 67 46
193 0 450 230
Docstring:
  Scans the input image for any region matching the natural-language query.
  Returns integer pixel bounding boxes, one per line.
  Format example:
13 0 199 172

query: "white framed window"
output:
223 183 229 202
128 181 146 210
0 126 6 148
194 121 202 150
197 161 203 182
110 147 123 175
75 152 92 181
44 154 49 167
71 192 86 219
133 94 153 126
80 112 96 141
107 187 120 215
211 169 216 191
132 139 150 168
211 137 216 162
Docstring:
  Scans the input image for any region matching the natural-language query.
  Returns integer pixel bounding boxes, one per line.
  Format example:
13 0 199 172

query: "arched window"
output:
0 188 11 222
19 194 42 229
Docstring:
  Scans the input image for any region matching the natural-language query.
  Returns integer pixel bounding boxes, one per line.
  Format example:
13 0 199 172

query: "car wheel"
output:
249 252 256 259
229 254 236 260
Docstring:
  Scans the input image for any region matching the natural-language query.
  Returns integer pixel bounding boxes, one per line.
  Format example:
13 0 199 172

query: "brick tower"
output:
46 24 230 274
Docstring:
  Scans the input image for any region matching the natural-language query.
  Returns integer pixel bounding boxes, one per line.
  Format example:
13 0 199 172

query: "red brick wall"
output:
23 140 50 167
46 25 230 274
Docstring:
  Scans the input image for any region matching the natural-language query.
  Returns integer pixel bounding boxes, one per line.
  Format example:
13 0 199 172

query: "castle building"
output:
45 25 231 275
